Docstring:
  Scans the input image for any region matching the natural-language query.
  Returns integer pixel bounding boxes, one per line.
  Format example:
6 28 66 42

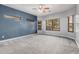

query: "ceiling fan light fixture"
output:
38 4 50 13
32 4 51 13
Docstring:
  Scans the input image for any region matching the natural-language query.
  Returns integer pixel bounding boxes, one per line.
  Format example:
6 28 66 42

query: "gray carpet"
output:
0 34 79 54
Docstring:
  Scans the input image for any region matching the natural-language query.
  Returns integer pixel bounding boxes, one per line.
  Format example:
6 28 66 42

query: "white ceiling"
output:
4 4 75 16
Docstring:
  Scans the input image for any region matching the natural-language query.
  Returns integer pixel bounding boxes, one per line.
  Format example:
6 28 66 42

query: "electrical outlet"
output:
2 35 5 39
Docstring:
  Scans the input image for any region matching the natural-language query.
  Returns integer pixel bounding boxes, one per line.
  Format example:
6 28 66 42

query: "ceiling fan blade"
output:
44 8 49 9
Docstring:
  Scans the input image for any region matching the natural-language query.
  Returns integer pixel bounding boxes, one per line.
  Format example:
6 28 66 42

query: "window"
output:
68 16 74 32
52 19 60 31
46 20 53 30
46 18 60 31
38 20 42 30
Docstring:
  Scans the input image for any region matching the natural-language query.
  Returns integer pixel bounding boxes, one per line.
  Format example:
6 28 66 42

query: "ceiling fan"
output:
32 4 51 13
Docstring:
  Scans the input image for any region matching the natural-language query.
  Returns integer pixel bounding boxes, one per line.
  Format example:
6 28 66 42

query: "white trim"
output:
0 34 35 43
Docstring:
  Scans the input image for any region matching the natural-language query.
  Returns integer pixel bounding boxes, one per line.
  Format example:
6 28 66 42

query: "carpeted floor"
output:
0 34 79 54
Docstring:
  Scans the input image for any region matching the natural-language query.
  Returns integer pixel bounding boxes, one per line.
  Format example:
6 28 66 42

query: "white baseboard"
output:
0 34 35 43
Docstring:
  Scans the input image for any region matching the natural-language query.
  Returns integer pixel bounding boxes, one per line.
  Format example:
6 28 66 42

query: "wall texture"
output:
38 7 76 39
0 5 37 40
75 5 79 47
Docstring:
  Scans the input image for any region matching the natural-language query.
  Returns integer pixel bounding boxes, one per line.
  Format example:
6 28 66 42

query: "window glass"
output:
38 20 42 30
46 18 60 31
68 16 74 32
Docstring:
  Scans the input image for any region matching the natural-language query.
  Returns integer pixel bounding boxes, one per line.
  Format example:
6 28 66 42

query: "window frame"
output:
46 18 60 31
68 16 74 32
37 20 42 30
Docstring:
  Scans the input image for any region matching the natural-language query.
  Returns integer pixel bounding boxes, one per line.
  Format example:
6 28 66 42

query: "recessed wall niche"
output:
3 14 21 22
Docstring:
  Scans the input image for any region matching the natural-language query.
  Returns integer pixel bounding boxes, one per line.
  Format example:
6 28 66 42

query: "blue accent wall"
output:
0 5 37 40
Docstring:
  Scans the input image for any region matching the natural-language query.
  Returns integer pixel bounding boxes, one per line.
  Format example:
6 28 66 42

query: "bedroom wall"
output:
37 6 76 39
75 4 79 47
0 5 37 40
